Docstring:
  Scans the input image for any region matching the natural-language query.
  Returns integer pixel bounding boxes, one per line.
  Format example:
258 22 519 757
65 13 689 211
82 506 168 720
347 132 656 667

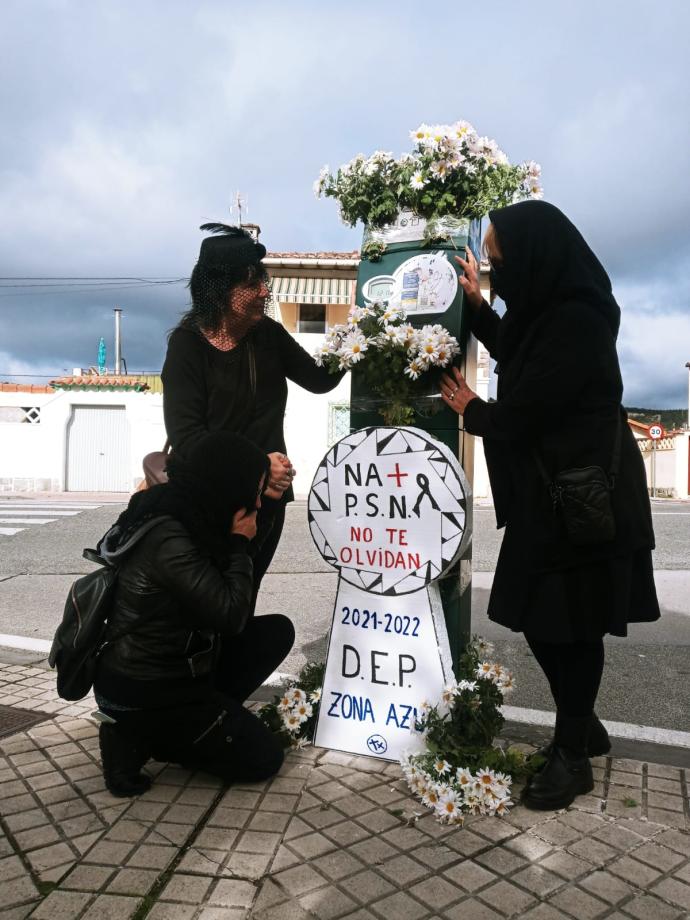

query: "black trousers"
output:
104 614 295 783
251 500 287 615
525 633 605 719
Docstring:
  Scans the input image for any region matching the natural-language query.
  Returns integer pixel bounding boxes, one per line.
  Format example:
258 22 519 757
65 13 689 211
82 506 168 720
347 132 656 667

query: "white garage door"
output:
66 405 131 492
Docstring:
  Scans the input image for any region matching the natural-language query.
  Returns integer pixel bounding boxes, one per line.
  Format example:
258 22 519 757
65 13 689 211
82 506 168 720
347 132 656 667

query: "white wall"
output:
0 389 165 492
285 333 351 498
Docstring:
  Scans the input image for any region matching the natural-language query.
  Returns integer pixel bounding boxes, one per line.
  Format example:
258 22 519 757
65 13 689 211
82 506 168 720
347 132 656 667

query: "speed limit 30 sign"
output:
649 424 665 440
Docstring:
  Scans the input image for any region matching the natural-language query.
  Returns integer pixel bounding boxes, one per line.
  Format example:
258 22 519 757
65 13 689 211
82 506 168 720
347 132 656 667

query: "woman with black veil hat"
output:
440 200 659 810
93 431 295 797
162 224 344 614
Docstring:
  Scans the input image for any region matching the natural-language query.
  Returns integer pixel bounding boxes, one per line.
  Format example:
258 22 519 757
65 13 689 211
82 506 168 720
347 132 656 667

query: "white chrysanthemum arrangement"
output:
401 637 531 825
314 300 460 425
314 121 542 231
259 663 324 750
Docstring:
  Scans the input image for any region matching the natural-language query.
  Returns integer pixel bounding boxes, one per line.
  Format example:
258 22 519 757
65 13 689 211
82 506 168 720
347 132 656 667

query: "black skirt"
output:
487 524 661 643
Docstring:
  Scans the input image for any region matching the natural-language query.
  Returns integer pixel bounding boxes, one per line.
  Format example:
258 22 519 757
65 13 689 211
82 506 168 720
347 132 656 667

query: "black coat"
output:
464 298 655 573
461 201 658 640
96 517 253 685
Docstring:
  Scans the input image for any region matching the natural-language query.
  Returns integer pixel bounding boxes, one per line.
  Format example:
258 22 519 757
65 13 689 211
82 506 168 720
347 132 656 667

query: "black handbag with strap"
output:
533 408 622 547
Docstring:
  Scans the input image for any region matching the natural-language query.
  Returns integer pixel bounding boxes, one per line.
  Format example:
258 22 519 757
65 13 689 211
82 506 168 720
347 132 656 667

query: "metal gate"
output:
66 405 130 491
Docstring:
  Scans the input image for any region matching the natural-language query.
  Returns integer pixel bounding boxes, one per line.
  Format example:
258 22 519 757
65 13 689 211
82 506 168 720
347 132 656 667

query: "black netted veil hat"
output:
197 222 267 269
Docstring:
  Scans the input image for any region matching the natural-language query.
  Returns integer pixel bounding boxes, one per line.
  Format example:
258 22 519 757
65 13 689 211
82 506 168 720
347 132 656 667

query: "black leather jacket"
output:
97 517 253 682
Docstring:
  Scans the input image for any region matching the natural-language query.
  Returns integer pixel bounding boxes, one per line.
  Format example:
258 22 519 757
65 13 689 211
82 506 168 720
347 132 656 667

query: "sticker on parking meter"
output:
391 251 458 315
309 427 471 761
308 427 471 596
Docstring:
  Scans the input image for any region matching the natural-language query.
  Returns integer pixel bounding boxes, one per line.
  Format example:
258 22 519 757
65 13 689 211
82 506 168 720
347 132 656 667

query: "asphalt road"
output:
1 497 688 734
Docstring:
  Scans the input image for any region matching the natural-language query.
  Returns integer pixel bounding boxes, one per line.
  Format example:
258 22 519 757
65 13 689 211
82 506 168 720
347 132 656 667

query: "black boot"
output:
99 723 152 798
530 713 611 764
523 715 593 810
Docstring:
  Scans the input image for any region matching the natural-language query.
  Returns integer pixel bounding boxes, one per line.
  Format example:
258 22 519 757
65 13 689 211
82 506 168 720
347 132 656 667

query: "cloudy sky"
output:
1 0 688 407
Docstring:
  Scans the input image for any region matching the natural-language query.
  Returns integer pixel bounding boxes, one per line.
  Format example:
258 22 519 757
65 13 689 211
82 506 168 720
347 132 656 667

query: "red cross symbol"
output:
387 462 408 488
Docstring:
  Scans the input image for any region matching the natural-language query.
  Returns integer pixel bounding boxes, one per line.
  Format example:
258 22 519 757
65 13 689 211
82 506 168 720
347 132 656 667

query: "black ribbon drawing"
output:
412 473 440 517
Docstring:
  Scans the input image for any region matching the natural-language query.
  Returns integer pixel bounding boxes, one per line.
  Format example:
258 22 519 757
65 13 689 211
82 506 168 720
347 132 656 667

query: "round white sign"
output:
390 251 458 316
649 424 664 440
308 427 471 596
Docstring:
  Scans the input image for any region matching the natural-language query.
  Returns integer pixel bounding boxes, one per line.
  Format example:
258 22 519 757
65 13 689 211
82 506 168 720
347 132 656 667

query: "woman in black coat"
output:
94 431 294 797
162 224 343 612
441 201 659 810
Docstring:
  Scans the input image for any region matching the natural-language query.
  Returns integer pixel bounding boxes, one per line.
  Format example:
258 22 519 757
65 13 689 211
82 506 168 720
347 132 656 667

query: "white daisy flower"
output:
489 797 513 817
290 688 307 703
283 713 302 733
456 767 473 788
295 702 313 723
475 768 497 791
341 331 369 364
457 680 478 693
421 783 442 809
430 159 451 181
437 788 462 822
404 358 424 381
410 171 427 189
277 694 292 713
309 688 322 704
433 759 452 776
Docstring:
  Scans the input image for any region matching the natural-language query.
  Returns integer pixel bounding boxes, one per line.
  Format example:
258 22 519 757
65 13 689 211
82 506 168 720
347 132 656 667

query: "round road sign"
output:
649 424 664 440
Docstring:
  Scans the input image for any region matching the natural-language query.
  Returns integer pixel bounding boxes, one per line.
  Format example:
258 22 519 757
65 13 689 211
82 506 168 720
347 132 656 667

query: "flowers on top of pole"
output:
313 300 460 426
314 121 542 231
401 636 534 825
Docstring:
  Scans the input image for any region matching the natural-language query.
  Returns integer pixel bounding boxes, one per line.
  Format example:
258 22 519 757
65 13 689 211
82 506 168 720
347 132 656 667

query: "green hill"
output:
625 407 688 430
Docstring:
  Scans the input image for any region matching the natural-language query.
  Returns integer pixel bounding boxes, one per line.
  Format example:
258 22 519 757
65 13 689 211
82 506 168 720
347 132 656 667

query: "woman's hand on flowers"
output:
265 451 295 499
231 508 258 540
440 366 478 415
455 249 483 311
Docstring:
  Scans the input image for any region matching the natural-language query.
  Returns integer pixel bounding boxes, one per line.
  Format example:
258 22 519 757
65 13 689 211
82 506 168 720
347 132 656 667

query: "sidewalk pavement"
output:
1 663 689 920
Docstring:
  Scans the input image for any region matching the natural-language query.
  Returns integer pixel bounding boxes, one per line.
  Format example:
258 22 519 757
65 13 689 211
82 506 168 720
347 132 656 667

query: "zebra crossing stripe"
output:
0 518 58 525
0 528 24 536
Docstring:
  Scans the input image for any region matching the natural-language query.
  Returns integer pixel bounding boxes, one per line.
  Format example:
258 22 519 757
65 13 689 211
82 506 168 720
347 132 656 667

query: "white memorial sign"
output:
309 427 472 761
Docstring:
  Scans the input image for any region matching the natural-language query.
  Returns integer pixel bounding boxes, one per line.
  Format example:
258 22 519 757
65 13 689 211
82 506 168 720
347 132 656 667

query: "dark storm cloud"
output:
0 0 688 405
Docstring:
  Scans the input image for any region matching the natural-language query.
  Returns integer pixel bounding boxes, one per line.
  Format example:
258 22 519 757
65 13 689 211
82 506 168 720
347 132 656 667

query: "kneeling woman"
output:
93 431 294 797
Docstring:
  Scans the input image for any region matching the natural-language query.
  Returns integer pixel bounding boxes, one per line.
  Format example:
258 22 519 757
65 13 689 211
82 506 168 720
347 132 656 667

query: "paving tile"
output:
312 849 366 882
299 885 359 919
29 889 92 918
566 836 618 865
647 791 685 813
548 886 608 919
412 841 459 870
62 863 116 892
519 905 575 920
177 847 226 874
646 808 687 829
478 879 537 915
532 820 582 847
193 826 239 850
107 867 159 896
650 877 690 911
346 869 396 904
0 874 40 909
444 828 492 857
148 904 197 920
323 821 369 847
260 793 300 813
248 810 291 833
0 854 30 882
225 850 273 879
81 893 142 918
160 873 214 903
475 845 528 876
621 892 685 919
4 810 46 834
443 898 504 920
601 852 662 888
632 841 686 872
443 859 497 892
126 844 177 870
288 831 338 860
504 832 553 861
408 875 462 910
272 862 328 896
82 839 135 865
377 853 428 885
369 890 427 920
13 825 61 852
348 836 398 865
208 877 257 907
26 841 75 873
206 805 252 829
146 823 192 847
510 865 563 897
591 822 642 852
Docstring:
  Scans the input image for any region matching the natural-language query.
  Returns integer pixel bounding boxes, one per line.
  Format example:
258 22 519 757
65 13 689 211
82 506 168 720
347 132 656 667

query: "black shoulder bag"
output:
533 409 622 547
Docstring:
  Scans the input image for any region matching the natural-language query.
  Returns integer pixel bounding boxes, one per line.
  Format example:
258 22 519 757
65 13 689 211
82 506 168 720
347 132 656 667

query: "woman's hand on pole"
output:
231 508 258 540
440 366 478 415
455 248 483 311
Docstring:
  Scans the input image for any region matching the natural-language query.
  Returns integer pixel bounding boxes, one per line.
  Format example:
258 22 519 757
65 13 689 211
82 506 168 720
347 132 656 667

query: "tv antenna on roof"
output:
231 190 248 227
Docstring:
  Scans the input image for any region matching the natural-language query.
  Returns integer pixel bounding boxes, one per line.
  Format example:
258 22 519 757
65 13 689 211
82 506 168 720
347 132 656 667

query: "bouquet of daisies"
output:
258 662 324 749
314 120 542 231
314 300 460 426
401 637 532 824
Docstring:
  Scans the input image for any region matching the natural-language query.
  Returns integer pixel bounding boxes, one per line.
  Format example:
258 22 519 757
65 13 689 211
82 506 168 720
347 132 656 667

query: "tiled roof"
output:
267 251 359 260
0 383 54 393
50 376 150 391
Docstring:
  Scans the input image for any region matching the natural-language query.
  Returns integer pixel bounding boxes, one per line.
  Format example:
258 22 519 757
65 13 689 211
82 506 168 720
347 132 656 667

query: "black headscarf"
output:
488 201 620 366
101 431 270 564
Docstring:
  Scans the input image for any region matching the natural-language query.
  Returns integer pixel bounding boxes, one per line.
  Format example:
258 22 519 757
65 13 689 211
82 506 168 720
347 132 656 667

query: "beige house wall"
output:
274 302 349 332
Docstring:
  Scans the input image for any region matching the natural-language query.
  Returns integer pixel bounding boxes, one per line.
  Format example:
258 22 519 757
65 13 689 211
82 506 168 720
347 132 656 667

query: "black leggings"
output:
525 634 605 719
104 614 295 783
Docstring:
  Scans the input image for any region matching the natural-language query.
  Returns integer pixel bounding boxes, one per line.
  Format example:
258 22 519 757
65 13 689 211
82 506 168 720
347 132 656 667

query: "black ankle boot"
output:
531 713 611 764
99 723 152 798
523 746 594 809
